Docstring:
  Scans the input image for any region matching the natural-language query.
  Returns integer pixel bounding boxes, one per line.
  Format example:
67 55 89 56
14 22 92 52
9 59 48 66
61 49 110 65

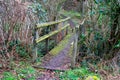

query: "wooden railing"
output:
71 18 86 68
33 17 71 61
33 17 86 68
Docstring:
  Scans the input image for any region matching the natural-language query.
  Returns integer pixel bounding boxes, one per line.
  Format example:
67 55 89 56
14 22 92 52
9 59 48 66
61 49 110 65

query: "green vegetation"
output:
2 72 16 80
16 67 36 80
29 2 48 23
57 68 100 80
2 66 101 80
115 40 120 48
9 40 29 57
2 64 37 80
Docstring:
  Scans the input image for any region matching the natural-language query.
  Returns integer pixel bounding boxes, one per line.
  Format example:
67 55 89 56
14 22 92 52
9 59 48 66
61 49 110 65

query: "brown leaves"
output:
37 70 59 80
0 0 36 68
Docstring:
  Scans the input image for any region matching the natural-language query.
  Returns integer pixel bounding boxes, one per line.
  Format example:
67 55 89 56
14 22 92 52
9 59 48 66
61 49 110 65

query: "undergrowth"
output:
56 67 101 80
1 66 37 80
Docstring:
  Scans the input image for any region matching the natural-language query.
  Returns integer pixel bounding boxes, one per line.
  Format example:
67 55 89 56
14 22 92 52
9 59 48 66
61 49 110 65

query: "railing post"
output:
71 27 79 68
55 24 58 45
45 26 49 53
33 27 38 62
46 38 49 53
62 31 64 39
61 22 64 40
66 26 68 35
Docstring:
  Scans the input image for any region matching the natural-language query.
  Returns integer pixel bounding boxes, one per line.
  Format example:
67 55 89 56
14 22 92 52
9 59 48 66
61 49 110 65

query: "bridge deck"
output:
34 33 75 70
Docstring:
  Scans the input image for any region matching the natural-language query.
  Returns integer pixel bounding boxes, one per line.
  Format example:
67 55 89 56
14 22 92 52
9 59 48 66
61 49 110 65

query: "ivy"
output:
29 2 48 23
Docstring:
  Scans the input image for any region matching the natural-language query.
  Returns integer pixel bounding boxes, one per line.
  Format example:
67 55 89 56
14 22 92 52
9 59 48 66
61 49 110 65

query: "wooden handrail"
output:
33 17 71 62
36 17 70 28
36 24 70 43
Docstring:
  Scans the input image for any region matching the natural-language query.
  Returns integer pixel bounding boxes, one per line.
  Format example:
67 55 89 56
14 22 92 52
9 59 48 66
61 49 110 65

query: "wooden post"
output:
54 24 58 45
45 26 49 53
33 28 38 62
71 27 78 68
61 22 64 39
66 26 68 35
46 38 49 53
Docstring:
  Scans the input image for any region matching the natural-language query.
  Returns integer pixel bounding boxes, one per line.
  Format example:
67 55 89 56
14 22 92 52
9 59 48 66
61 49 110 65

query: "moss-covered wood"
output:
36 17 70 28
36 24 70 43
49 33 73 56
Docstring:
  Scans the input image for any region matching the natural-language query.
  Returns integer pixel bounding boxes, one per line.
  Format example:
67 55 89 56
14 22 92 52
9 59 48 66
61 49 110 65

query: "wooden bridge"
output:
33 17 85 70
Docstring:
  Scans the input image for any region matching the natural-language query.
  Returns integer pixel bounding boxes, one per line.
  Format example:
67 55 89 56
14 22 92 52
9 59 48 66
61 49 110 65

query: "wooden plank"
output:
36 24 70 43
36 17 70 28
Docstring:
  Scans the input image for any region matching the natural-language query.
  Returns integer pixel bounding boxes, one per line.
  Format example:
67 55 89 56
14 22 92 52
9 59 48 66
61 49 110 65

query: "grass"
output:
1 61 37 80
1 60 101 80
56 67 101 80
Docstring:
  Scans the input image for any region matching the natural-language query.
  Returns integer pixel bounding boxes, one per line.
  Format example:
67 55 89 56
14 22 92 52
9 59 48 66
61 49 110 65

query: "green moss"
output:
68 44 73 57
60 10 81 19
36 24 69 43
49 33 73 56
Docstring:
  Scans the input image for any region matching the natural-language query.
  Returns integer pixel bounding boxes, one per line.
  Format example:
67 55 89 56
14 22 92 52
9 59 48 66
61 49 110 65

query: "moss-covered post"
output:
66 25 68 35
71 27 78 68
45 26 50 53
55 24 58 45
33 27 38 62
